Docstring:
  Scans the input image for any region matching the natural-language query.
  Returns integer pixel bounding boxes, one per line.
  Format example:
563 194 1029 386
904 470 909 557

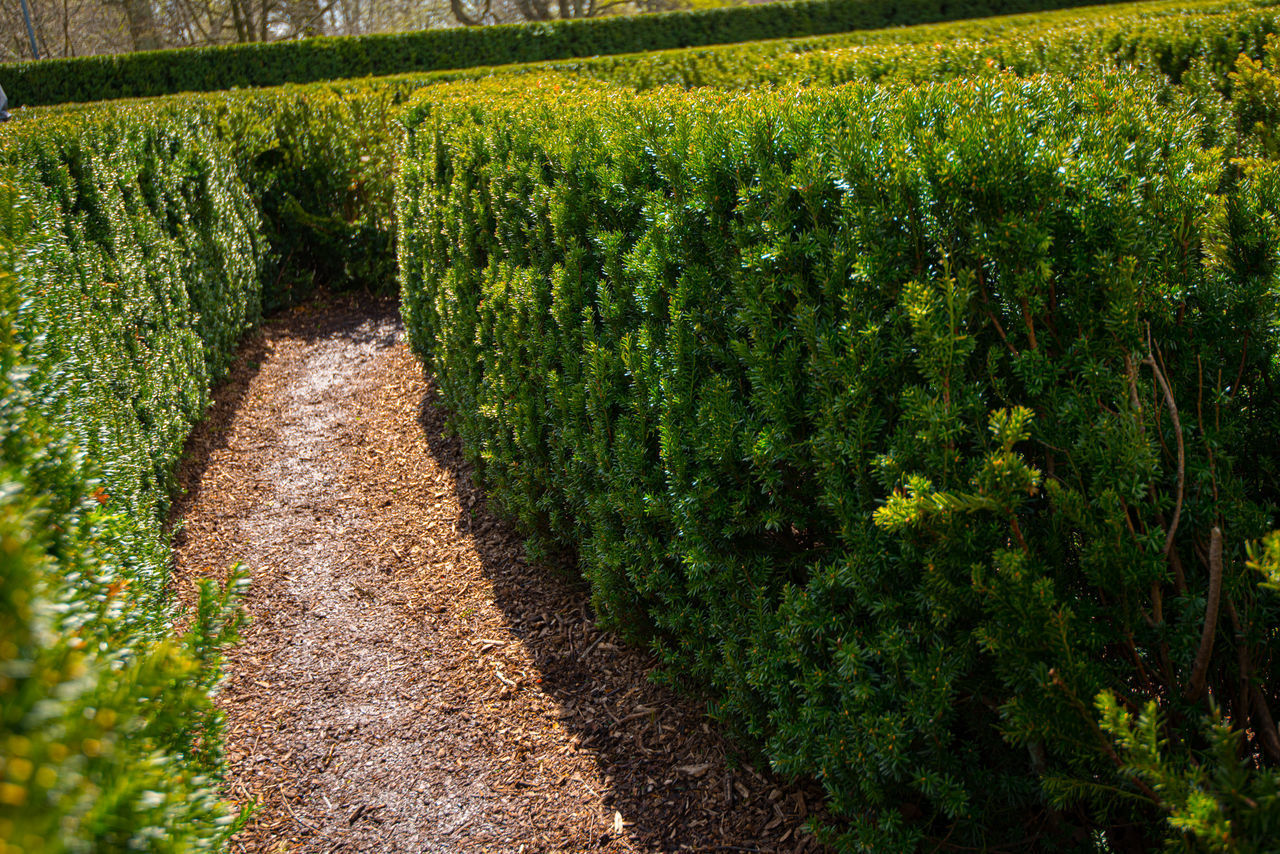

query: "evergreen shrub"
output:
5 0 1155 108
9 5 1280 847
205 84 409 307
0 103 264 850
176 0 1280 309
396 72 1280 849
531 0 1280 90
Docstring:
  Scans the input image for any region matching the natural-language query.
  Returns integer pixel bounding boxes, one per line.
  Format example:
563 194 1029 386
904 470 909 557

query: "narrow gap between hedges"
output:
169 296 829 854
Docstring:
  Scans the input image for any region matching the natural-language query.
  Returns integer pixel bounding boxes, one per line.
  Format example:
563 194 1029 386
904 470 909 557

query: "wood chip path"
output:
170 298 828 853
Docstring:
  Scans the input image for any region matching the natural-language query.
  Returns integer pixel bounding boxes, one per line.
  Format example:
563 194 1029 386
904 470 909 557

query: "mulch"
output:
170 295 829 853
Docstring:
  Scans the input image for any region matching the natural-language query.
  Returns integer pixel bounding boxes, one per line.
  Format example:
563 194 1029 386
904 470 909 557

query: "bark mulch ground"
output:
170 296 829 853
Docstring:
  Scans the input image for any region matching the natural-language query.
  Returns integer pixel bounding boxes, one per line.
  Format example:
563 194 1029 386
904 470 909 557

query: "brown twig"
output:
1184 527 1224 703
1251 684 1280 763
1144 348 1184 556
1226 598 1280 761
1020 296 1039 351
1009 514 1028 552
1050 669 1162 804
1123 629 1159 694
975 268 1019 356
1229 330 1249 402
1125 353 1143 431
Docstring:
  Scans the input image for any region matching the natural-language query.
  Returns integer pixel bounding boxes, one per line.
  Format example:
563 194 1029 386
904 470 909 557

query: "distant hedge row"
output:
0 103 264 851
0 0 1145 107
523 0 1280 89
397 69 1280 851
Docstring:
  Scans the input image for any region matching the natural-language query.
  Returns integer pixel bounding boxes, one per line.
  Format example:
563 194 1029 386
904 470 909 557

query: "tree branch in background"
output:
450 0 489 26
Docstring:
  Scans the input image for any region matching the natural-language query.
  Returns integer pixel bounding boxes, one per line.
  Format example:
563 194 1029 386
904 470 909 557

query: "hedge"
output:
0 75 454 848
91 0 1280 313
396 70 1280 850
6 3 1280 848
3 0 1155 108
0 102 264 851
521 0 1280 89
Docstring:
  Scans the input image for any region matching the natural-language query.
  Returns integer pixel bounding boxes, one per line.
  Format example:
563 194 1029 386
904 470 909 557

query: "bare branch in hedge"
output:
1145 347 1184 556
1185 526 1224 703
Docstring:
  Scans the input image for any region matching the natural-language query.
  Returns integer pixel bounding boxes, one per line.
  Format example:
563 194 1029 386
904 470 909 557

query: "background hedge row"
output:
396 67 1280 850
0 0 1149 108
518 0 1280 89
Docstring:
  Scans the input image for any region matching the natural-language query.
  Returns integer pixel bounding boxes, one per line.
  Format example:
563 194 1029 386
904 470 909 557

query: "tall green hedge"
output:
0 103 264 852
94 0 1280 315
8 3 1280 848
2 0 1153 108
396 71 1280 850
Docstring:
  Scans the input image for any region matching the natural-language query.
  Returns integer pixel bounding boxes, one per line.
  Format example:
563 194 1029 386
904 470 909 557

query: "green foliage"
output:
397 72 1280 850
204 83 412 307
1230 33 1280 155
6 2 1280 850
2 0 1183 108
1095 694 1280 852
0 102 264 850
520 0 1280 91
1250 530 1280 590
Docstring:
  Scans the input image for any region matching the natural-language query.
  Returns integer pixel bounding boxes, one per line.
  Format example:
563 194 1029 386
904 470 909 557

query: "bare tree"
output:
451 0 682 25
0 0 690 66
123 0 161 47
1 0 131 59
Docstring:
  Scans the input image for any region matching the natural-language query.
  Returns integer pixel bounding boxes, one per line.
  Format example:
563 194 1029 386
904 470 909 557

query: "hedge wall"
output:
396 71 1280 850
86 0 1280 314
525 0 1280 89
3 0 1148 108
0 103 264 851
7 2 1280 848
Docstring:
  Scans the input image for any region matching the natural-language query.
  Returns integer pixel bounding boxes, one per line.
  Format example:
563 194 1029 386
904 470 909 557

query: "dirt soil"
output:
171 297 829 853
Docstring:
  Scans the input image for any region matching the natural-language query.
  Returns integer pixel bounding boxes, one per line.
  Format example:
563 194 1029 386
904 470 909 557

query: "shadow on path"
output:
171 297 827 853
411 381 828 853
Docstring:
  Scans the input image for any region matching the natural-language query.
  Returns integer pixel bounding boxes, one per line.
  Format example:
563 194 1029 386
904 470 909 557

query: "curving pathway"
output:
170 298 825 854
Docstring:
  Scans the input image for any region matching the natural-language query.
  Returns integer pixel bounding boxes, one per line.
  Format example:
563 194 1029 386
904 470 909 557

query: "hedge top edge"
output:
0 0 1199 107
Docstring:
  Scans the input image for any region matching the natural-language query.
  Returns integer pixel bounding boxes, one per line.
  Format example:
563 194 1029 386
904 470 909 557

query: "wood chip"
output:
169 297 830 852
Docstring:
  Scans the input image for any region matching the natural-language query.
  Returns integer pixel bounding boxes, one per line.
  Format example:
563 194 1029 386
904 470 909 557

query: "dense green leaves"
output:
206 83 408 307
521 0 1280 91
397 74 1280 849
0 104 263 851
7 2 1280 849
1 0 1167 108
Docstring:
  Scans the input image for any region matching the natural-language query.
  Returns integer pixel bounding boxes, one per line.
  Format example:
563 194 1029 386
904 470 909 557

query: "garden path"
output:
170 297 825 853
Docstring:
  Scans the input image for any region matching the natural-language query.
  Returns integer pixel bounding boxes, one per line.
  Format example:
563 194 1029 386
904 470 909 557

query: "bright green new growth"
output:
397 68 1280 850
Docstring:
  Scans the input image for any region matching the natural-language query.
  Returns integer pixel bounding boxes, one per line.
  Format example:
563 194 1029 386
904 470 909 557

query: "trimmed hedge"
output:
201 83 409 308
81 0 1280 314
524 0 1280 89
0 78 432 848
7 3 1280 848
4 0 1155 108
0 103 264 850
396 72 1280 850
